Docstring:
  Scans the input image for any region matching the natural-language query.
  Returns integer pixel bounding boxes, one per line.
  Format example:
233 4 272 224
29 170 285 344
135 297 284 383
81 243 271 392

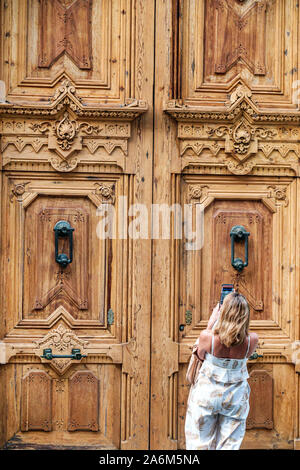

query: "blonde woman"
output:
185 292 258 450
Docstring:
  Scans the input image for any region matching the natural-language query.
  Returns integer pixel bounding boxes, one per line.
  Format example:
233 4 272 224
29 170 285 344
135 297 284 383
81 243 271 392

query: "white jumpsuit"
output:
185 334 251 450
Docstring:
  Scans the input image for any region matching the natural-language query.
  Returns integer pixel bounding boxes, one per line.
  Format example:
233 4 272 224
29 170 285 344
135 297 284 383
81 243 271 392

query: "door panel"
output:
23 195 107 321
178 0 298 110
1 0 135 104
0 0 154 450
1 173 132 448
151 0 300 450
3 175 120 335
177 175 296 449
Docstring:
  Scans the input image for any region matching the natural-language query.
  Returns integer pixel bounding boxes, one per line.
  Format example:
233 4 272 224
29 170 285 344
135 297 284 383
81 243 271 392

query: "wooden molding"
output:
0 79 148 119
0 79 147 173
165 83 300 176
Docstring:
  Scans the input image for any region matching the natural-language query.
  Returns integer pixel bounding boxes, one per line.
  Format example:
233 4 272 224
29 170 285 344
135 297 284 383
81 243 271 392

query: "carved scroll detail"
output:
10 182 30 203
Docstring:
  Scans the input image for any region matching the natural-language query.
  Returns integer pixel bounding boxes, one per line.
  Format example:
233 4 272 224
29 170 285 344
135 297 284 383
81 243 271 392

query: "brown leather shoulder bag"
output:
186 337 203 385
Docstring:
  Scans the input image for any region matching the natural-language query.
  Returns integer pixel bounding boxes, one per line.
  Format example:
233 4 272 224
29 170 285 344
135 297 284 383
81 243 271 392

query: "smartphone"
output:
220 283 234 305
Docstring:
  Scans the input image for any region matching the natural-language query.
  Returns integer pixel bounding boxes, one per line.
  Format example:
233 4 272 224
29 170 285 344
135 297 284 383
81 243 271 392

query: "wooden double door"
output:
0 0 300 450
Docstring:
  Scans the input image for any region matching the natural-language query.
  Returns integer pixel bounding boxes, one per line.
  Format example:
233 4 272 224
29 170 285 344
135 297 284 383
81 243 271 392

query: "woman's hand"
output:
207 303 221 330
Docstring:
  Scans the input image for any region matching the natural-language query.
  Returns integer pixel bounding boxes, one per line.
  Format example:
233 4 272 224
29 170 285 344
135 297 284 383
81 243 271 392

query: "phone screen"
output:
220 284 234 305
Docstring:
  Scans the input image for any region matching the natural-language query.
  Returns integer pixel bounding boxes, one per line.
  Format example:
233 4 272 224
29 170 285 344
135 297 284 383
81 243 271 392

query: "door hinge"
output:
107 308 114 325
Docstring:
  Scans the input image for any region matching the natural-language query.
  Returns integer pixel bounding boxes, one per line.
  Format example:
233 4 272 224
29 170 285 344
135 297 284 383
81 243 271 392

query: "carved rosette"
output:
188 185 209 204
292 341 300 374
93 182 116 204
267 185 289 207
35 324 88 375
10 182 30 203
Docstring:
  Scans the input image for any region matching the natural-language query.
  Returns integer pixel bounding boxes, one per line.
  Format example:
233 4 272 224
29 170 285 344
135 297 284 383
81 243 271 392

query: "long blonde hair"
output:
214 292 250 348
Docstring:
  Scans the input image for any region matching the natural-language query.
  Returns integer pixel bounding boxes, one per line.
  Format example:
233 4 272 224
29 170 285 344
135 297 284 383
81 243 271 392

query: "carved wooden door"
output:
151 0 300 450
0 0 154 449
1 0 300 452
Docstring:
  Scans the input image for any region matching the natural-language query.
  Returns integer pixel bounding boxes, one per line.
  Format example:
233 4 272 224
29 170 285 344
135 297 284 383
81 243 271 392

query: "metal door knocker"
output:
54 220 74 268
230 225 250 272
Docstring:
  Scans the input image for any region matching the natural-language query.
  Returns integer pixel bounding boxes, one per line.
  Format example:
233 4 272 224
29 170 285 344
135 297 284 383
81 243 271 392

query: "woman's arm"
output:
247 332 259 357
207 303 221 330
196 330 212 361
195 303 220 359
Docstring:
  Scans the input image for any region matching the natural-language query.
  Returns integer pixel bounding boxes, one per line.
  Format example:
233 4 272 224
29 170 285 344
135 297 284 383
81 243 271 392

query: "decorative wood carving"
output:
24 199 90 318
36 323 88 351
35 324 88 375
0 0 152 451
246 370 274 429
179 175 295 340
3 175 124 332
93 182 116 204
68 371 99 431
10 182 30 202
21 370 52 431
187 184 209 204
210 200 272 316
213 0 266 75
166 83 300 176
0 78 147 119
174 0 297 110
0 79 146 173
38 0 92 70
267 185 289 207
1 0 142 105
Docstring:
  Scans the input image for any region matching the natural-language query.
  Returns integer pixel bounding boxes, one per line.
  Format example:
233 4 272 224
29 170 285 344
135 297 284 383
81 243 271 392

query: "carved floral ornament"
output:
93 182 116 204
165 84 300 176
0 79 147 172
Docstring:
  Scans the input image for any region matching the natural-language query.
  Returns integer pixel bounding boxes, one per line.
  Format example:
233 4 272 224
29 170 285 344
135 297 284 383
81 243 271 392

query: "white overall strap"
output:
212 319 218 331
245 335 251 358
211 334 215 355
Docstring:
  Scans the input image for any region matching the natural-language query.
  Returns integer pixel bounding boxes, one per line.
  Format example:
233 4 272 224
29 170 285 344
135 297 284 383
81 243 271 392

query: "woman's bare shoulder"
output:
197 330 213 360
249 332 259 342
198 329 213 348
248 332 259 356
199 329 213 340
